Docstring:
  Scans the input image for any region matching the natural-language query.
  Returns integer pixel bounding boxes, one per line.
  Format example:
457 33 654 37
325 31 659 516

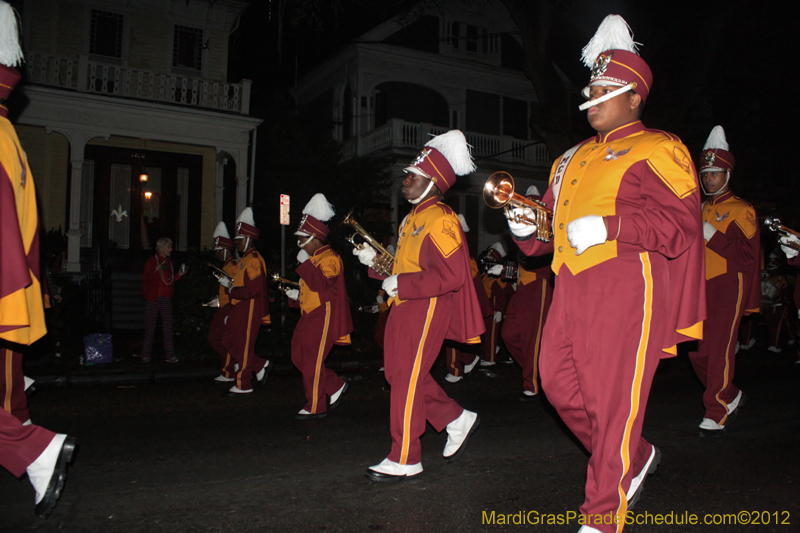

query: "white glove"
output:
353 245 377 266
285 289 299 300
506 207 537 238
703 222 717 242
218 276 231 288
376 294 385 304
382 275 399 297
494 311 502 323
567 215 607 255
797 308 800 320
297 249 309 263
780 235 800 259
487 264 504 277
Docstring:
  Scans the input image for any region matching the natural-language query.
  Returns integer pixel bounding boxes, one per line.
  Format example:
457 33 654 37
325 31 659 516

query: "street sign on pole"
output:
280 194 290 226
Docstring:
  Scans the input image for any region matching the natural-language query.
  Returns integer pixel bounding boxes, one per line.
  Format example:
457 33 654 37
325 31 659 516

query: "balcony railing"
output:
25 53 251 115
342 119 550 167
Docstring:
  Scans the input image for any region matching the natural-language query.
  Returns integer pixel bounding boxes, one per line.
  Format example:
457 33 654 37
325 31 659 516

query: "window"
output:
90 9 123 59
173 25 204 71
450 22 494 55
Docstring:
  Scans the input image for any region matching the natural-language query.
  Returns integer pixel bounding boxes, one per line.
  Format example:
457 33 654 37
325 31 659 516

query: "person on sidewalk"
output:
207 221 239 383
0 4 76 515
140 237 185 363
284 194 353 419
506 15 705 532
689 125 760 437
354 130 485 481
219 208 272 396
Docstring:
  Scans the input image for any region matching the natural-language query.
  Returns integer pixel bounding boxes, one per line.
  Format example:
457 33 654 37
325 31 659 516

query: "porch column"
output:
234 148 249 215
215 157 228 223
65 152 84 272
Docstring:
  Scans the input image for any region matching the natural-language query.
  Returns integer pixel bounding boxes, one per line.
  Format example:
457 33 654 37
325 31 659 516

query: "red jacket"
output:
142 254 183 301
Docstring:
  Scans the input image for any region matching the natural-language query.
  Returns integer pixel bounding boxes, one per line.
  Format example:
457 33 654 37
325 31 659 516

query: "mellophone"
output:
763 217 800 251
483 171 553 243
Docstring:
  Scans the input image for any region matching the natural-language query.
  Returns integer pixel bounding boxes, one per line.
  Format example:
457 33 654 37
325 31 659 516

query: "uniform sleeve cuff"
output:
605 216 622 241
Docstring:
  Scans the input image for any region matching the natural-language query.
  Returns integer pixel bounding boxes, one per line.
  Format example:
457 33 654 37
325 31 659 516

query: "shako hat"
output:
235 207 259 240
404 130 476 195
699 125 735 173
295 193 335 242
213 221 234 250
0 1 24 101
578 15 653 111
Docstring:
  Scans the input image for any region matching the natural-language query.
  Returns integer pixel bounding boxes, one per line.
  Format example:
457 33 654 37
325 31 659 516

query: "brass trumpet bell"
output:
483 171 553 242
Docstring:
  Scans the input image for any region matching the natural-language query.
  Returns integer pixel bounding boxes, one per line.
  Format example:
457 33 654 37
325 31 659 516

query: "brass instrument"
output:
270 272 300 291
202 296 220 308
764 217 800 251
341 207 395 276
208 262 233 280
483 171 553 242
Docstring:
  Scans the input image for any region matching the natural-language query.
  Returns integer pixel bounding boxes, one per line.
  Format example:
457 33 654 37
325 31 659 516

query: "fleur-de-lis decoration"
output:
110 204 128 223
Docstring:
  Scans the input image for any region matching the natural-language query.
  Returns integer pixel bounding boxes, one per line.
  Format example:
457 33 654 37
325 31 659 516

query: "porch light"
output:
144 191 152 200
140 173 149 182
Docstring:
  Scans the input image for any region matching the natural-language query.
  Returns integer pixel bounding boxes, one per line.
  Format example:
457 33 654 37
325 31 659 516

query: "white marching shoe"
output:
443 409 480 462
366 458 423 482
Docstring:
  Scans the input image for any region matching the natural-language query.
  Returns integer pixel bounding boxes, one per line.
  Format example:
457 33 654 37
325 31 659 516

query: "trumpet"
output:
208 263 233 280
341 207 395 276
202 296 220 308
270 272 300 291
483 171 553 242
764 217 800 251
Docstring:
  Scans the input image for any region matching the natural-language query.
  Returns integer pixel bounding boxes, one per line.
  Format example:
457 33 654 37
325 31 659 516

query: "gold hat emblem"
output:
590 52 613 80
411 148 431 167
703 150 716 166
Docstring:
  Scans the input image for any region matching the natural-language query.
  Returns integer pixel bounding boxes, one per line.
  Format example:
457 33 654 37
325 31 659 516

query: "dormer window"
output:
90 9 124 60
173 25 204 72
449 21 496 55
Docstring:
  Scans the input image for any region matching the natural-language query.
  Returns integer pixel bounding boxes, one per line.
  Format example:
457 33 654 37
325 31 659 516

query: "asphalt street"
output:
1 348 799 533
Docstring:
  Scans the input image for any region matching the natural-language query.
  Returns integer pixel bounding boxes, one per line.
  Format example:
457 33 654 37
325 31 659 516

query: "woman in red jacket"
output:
141 238 184 363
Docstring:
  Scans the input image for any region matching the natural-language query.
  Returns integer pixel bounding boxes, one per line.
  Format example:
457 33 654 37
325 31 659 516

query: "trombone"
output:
341 207 395 276
483 171 553 242
764 217 800 251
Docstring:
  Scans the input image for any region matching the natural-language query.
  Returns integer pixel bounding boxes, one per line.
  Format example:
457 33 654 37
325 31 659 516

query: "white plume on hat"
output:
236 207 255 226
525 185 540 197
302 193 335 222
703 126 729 151
490 242 507 257
425 130 476 176
458 214 470 233
581 14 640 68
0 1 24 67
213 221 230 239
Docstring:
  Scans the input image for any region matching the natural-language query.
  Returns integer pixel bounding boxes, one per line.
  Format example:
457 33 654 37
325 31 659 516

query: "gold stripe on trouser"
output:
311 303 332 413
401 298 437 464
532 280 548 393
614 253 654 531
718 273 744 425
3 348 12 413
237 300 255 390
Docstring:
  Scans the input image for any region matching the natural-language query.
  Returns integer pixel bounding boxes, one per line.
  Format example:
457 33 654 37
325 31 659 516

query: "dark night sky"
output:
229 0 797 220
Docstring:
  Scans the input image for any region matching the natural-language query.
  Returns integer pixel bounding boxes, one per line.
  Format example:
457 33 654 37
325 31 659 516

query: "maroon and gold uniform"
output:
208 257 238 379
375 198 484 466
689 191 759 423
223 248 270 391
290 245 353 415
501 263 553 395
444 257 491 377
514 120 705 529
481 273 515 363
1 101 45 424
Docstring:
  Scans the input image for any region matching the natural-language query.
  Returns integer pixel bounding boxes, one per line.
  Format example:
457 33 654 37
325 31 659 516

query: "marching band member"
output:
285 194 353 419
0 2 76 515
501 187 553 400
506 16 705 531
689 126 760 436
355 130 485 481
479 242 515 366
207 221 239 383
219 208 271 395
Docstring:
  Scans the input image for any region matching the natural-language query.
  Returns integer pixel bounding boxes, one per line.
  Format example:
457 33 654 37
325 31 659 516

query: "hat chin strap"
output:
408 179 435 204
578 83 635 111
298 234 314 248
700 171 730 196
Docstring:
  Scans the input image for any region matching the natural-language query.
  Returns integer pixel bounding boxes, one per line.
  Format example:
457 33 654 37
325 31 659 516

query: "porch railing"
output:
342 119 551 167
25 53 251 115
